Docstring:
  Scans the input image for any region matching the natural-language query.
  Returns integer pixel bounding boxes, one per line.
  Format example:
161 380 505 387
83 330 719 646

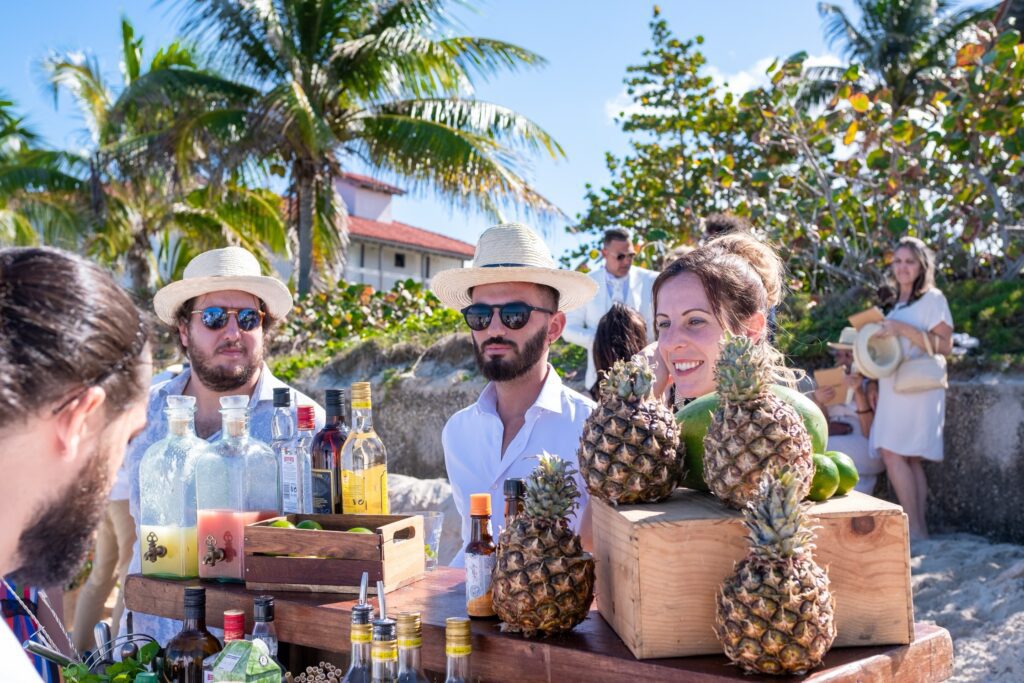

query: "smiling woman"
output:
649 232 787 402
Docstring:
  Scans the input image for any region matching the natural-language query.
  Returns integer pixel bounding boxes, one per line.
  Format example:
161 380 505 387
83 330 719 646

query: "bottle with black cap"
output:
502 478 525 531
272 388 299 513
252 595 288 681
164 586 222 682
341 602 373 683
370 616 397 682
311 389 350 513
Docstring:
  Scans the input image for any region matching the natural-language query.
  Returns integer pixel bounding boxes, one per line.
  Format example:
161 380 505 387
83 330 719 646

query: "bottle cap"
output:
470 493 491 517
183 587 206 609
351 603 374 626
396 612 422 640
219 395 248 410
254 595 274 622
272 387 291 407
223 609 244 640
296 405 316 430
445 617 472 656
325 388 345 406
503 478 525 498
351 382 372 408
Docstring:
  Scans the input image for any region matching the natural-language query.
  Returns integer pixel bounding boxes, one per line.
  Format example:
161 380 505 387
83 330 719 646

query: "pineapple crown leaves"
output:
524 452 582 522
714 332 772 402
600 356 656 401
742 467 817 561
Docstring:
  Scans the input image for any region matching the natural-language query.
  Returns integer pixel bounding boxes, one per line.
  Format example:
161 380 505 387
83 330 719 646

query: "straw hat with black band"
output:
431 223 598 312
152 246 293 325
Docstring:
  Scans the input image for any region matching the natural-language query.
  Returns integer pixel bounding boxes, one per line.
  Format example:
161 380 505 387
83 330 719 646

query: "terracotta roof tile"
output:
340 172 406 196
347 215 475 259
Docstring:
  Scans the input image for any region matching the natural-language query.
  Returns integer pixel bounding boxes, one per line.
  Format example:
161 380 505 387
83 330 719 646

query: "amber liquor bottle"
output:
163 587 222 683
464 493 496 618
311 389 349 513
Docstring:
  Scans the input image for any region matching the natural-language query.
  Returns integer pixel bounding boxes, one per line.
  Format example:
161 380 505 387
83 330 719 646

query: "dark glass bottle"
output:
464 494 496 618
503 478 525 530
341 603 373 683
311 389 349 513
162 587 222 683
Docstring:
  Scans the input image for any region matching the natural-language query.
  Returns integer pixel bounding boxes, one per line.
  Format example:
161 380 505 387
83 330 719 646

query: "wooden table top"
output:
124 569 953 682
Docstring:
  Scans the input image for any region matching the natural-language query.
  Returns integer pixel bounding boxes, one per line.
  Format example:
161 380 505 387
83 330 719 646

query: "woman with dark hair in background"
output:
870 236 953 540
0 247 151 680
590 302 650 399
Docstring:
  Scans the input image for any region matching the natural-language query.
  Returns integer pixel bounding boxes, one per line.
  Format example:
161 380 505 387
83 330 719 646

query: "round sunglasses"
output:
460 302 555 331
191 306 265 332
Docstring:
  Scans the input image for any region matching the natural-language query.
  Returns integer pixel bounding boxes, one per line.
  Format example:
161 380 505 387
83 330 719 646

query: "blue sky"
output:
0 1 851 260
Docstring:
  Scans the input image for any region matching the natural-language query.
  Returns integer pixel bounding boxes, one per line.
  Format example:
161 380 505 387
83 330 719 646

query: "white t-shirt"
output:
442 365 594 567
0 622 44 682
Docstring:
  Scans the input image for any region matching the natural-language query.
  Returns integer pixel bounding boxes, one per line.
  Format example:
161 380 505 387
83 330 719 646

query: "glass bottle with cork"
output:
196 396 281 582
164 586 222 682
395 612 428 683
138 395 206 580
311 389 349 513
464 493 496 618
341 382 388 514
341 603 373 683
443 617 472 683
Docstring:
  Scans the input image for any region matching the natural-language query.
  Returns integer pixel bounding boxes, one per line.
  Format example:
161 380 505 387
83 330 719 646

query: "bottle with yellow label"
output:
341 382 389 514
370 617 398 683
395 612 429 683
443 617 472 683
341 603 373 683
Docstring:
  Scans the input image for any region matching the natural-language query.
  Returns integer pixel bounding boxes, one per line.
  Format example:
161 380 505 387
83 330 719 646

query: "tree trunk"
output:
296 165 315 296
127 231 153 294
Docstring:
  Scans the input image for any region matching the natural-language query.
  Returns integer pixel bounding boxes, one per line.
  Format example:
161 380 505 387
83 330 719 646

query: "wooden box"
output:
591 489 914 659
243 513 425 594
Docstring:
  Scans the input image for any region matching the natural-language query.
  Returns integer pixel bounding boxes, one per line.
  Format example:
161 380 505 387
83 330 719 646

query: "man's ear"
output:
549 310 567 342
54 386 107 462
178 321 189 352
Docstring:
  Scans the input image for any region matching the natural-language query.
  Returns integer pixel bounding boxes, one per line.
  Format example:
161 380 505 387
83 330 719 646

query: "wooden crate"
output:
243 513 425 594
591 489 914 659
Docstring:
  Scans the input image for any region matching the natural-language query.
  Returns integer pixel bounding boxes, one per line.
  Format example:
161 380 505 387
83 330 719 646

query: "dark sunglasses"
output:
192 306 265 332
615 252 636 262
460 302 556 331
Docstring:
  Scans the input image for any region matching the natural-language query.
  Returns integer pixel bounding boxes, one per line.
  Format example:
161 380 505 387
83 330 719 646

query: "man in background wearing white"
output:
564 228 657 389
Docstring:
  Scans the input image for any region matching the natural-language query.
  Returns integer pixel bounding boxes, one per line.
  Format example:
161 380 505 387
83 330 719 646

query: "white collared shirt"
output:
606 269 628 303
442 365 595 566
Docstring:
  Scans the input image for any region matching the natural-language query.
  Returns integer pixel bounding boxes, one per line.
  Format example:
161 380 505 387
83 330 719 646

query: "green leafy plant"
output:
62 641 160 683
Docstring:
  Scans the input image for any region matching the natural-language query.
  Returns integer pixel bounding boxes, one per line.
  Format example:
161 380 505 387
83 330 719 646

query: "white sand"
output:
912 533 1024 682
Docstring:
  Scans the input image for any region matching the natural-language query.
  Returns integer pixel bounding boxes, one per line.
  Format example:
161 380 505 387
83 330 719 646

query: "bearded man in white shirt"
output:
432 223 599 566
564 228 657 389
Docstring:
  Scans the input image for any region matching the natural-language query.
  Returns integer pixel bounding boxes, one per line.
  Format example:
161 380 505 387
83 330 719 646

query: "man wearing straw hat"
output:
432 223 599 566
812 326 885 494
119 246 324 644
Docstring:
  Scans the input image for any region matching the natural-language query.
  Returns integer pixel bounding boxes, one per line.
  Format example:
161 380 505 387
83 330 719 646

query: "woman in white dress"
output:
869 237 953 540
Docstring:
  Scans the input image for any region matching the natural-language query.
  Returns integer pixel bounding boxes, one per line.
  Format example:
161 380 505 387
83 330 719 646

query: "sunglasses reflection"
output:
192 306 265 332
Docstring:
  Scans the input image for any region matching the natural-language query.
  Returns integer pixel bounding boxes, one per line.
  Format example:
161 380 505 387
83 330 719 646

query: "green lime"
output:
347 527 373 534
296 520 323 530
826 451 859 496
269 519 295 529
424 544 437 559
808 453 840 502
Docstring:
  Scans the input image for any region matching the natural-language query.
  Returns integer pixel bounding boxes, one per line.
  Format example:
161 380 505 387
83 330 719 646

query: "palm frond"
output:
42 53 112 142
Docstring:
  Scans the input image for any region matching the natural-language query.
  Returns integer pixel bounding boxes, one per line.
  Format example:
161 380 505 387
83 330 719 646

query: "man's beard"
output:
473 327 548 382
9 441 113 587
188 334 262 392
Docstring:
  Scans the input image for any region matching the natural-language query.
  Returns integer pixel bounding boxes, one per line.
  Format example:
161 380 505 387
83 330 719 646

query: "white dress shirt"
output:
563 265 658 389
442 365 595 567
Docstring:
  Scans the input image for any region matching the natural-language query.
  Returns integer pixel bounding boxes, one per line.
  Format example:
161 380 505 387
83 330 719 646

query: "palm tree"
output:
0 95 87 248
43 18 289 291
806 0 993 110
136 0 565 294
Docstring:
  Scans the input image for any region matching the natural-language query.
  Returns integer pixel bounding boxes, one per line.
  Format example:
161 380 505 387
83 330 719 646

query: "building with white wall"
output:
337 173 474 291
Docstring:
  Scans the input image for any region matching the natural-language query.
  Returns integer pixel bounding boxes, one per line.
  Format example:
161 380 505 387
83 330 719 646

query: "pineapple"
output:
577 356 683 505
715 467 836 675
491 454 595 637
703 334 813 509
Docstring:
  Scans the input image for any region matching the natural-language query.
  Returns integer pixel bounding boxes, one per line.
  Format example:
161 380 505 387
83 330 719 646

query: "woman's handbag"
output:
893 330 947 393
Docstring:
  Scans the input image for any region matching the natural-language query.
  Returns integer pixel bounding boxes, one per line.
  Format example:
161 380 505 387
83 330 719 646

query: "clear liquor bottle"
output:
340 383 389 515
293 405 316 514
196 396 281 582
443 617 471 683
370 618 397 683
163 587 222 682
139 395 207 579
271 388 299 513
341 604 373 683
395 612 429 683
311 389 349 513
